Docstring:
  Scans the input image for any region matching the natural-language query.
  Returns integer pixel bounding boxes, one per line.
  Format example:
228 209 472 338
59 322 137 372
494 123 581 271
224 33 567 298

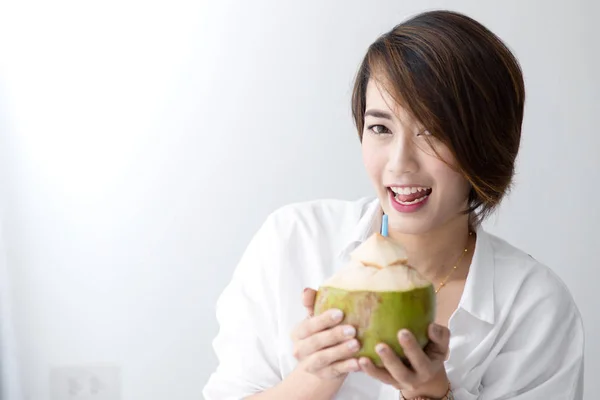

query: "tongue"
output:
395 191 429 203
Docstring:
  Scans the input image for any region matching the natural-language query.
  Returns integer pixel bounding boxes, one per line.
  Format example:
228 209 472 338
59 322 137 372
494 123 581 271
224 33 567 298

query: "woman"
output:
203 10 584 400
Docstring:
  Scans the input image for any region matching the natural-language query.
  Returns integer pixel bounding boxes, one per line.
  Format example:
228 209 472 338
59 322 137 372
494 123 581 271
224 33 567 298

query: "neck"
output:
388 215 475 285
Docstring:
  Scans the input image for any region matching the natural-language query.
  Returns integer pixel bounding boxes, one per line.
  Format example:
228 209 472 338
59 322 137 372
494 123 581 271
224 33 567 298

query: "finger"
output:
398 329 435 380
295 324 356 360
302 288 317 317
292 308 344 341
304 339 360 374
425 324 450 362
374 343 417 388
358 357 397 386
320 358 360 379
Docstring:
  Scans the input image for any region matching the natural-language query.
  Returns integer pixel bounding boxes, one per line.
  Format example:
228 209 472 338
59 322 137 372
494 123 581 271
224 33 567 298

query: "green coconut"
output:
314 233 435 367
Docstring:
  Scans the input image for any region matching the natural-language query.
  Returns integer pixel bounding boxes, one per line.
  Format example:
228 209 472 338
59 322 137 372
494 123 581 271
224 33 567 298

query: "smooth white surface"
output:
0 223 22 400
0 0 597 399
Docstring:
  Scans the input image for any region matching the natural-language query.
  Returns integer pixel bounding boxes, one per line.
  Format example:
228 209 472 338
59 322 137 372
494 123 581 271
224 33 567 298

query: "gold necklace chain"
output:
435 232 473 294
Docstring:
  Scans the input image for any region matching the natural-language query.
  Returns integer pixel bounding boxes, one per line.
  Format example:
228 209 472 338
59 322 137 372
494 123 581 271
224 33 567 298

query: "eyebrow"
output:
364 109 393 120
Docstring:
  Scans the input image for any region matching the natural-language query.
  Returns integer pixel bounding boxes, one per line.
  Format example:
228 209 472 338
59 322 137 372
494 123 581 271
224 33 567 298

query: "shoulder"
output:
474 232 585 399
221 197 375 298
486 231 583 332
251 196 378 285
262 196 376 239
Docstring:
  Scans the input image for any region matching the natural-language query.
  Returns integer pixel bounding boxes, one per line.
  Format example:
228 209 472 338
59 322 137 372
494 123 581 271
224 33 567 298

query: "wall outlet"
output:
50 365 121 400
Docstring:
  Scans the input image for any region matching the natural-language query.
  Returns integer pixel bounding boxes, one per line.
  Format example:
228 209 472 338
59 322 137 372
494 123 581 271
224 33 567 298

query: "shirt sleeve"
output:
202 215 283 400
478 271 585 400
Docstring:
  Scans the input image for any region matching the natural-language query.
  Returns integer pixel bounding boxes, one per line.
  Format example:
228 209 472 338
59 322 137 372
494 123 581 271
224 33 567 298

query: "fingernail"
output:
330 309 343 321
343 326 356 337
433 324 442 336
375 344 386 354
400 329 410 339
347 339 359 350
359 358 369 367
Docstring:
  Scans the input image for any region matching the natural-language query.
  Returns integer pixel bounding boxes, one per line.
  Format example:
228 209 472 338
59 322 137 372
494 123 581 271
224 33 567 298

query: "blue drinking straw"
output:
381 214 388 237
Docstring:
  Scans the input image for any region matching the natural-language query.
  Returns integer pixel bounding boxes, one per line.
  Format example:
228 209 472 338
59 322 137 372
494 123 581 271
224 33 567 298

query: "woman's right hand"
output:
290 288 361 379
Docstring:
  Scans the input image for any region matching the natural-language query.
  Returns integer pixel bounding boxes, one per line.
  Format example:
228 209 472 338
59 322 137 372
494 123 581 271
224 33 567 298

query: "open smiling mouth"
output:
388 186 432 206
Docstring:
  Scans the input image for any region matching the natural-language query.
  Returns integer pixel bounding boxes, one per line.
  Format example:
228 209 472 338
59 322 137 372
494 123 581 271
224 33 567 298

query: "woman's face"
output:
361 78 471 235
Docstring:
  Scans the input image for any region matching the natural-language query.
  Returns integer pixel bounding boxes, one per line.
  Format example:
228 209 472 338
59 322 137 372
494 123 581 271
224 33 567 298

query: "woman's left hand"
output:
358 323 451 397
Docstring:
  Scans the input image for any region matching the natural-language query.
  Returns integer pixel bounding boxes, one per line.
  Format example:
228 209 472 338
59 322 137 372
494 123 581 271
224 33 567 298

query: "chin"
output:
379 194 445 236
387 216 438 236
380 205 434 236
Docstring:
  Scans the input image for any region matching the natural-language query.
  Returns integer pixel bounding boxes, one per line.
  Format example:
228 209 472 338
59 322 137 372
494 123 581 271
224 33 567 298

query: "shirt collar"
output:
459 225 496 324
336 197 383 261
336 197 496 325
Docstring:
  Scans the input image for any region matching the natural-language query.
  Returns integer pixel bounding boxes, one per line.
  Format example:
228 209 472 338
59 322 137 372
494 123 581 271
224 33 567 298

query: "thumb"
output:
426 323 451 361
302 288 317 317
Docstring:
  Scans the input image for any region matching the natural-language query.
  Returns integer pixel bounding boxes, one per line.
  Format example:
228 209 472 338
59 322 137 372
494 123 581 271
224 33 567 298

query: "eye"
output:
416 129 432 137
367 124 391 135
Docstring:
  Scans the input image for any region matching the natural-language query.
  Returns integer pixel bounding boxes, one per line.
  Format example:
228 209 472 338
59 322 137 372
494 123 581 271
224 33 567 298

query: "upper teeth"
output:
390 187 430 195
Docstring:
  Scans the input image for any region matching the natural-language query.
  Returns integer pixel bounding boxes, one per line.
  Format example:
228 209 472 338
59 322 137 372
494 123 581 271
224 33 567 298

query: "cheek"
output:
426 146 470 197
361 138 386 180
431 162 470 200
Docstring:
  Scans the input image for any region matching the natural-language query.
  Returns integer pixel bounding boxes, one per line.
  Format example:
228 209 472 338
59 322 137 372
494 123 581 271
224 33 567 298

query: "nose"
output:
386 132 418 175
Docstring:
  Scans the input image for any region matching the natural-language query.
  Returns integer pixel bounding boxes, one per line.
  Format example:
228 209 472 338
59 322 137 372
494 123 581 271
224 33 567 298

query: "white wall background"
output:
0 0 597 399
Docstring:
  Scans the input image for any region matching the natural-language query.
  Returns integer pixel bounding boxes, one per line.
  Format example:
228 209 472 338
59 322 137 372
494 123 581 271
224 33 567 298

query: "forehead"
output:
365 78 416 125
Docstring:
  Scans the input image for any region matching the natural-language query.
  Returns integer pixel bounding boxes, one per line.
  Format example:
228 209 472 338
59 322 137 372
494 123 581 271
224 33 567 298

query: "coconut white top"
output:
350 233 408 268
323 233 431 292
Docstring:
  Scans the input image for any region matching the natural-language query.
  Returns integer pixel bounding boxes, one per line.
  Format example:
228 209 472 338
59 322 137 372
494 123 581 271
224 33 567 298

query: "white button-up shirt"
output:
203 197 584 400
